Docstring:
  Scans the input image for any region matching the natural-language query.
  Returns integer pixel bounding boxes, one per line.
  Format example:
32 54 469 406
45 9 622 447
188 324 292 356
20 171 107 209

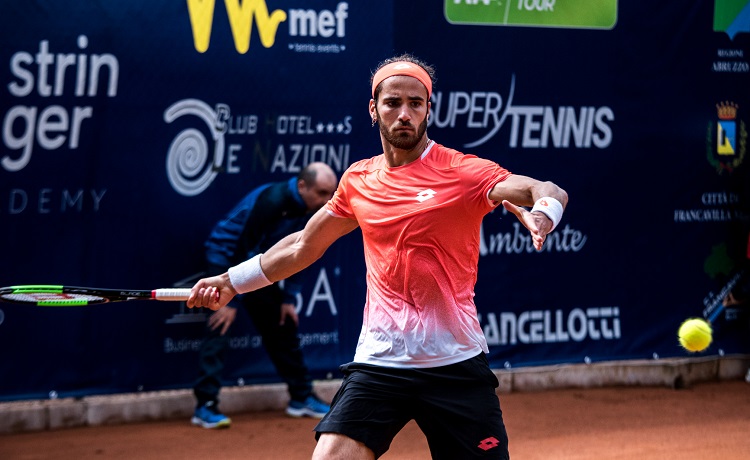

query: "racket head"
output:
0 285 110 306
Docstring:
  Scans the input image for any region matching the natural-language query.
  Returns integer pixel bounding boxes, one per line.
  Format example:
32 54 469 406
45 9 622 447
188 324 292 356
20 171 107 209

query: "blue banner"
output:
1 0 749 401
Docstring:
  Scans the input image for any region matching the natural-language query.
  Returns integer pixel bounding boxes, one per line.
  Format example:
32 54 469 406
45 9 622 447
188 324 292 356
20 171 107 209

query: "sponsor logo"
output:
482 306 621 346
673 191 746 223
186 0 349 54
164 99 227 196
702 243 745 321
714 0 750 40
2 35 117 173
1 35 113 215
429 76 614 149
706 101 747 174
712 2 749 72
480 220 587 255
444 0 617 30
416 188 436 202
164 98 352 196
711 48 749 73
477 436 500 451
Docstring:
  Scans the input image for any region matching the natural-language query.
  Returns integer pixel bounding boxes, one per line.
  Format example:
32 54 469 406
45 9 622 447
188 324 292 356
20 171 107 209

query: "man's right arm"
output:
261 207 358 282
188 207 358 310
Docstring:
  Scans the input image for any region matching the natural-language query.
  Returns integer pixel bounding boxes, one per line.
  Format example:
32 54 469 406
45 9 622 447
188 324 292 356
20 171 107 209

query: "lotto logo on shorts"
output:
477 436 500 451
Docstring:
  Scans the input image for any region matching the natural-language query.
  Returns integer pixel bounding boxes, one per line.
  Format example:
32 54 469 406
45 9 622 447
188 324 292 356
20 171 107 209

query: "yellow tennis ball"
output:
678 318 712 352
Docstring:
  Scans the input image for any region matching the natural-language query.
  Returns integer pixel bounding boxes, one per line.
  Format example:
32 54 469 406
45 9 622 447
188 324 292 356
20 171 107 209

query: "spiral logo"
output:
163 99 225 196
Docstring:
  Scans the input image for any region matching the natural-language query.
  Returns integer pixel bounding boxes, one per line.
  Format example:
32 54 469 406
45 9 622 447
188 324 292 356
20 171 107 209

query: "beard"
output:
378 113 428 150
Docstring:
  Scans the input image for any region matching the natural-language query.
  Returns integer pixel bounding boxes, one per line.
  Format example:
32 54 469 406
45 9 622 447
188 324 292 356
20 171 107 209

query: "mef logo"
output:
187 0 349 54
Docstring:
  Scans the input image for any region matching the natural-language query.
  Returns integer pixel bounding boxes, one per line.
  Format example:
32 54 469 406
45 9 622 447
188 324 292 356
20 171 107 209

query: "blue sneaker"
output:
191 401 231 429
285 395 330 419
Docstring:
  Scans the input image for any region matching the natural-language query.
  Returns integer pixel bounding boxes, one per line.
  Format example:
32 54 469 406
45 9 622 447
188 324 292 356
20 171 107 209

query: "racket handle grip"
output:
152 288 191 301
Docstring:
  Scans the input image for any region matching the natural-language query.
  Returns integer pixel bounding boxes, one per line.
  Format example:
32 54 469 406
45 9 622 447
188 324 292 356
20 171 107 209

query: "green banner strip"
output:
445 0 617 30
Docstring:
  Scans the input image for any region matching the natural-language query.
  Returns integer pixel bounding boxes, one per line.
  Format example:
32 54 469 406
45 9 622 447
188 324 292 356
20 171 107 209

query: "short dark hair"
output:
297 163 318 186
370 53 436 101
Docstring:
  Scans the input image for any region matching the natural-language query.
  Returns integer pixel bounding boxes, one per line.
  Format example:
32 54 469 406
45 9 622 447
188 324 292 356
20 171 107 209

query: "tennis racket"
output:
0 285 191 306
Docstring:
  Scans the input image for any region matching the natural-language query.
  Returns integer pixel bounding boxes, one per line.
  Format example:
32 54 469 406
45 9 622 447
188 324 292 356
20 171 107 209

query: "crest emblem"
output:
706 101 747 174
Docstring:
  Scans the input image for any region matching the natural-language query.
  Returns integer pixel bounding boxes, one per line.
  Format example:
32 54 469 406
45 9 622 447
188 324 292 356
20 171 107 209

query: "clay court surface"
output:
2 380 749 459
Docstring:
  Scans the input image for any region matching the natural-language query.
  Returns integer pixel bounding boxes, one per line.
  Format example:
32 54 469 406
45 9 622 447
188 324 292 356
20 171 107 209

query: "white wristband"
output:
531 197 563 231
227 254 272 294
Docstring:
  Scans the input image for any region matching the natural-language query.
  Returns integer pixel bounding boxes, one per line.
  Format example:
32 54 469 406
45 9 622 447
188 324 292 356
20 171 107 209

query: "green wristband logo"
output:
444 0 617 30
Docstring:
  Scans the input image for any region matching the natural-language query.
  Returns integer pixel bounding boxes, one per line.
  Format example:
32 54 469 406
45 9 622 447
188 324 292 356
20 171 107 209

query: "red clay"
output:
1 380 749 459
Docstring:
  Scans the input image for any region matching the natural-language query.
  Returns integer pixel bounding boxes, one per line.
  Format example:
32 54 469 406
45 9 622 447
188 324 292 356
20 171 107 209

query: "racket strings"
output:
0 293 106 305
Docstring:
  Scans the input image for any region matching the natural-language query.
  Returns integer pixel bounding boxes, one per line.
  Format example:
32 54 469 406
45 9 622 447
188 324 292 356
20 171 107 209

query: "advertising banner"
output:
1 0 748 401
0 0 389 400
396 0 750 367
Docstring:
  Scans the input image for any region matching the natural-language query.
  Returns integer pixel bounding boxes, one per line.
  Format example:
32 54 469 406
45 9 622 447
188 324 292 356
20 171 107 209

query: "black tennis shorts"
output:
314 353 509 459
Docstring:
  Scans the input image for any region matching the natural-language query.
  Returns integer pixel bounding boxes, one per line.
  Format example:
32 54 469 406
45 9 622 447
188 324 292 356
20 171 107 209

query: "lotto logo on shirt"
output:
416 189 436 202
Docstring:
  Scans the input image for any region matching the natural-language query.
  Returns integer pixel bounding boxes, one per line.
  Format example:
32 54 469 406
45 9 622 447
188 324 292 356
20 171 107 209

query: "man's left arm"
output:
489 174 569 251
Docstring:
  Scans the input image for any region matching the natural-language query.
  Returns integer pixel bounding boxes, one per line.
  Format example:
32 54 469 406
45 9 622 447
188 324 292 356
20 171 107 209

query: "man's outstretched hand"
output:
502 200 553 251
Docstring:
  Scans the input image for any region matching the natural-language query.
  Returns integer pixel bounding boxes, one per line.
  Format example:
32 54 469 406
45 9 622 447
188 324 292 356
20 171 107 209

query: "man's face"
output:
373 76 429 150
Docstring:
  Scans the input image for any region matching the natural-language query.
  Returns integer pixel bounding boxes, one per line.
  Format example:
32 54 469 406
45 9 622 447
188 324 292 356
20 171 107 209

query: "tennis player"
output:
188 53 568 460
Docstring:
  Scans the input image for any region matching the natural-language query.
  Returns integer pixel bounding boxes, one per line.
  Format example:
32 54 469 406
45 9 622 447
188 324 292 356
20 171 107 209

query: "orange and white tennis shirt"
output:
326 141 512 368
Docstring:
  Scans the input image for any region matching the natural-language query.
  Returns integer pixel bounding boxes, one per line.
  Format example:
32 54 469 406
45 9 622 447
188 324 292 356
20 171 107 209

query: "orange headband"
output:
371 61 432 99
